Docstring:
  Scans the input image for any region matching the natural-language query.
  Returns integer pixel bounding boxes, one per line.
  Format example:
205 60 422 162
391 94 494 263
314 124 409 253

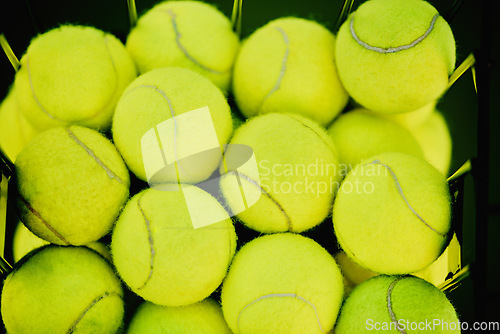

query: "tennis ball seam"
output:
136 193 155 290
386 276 406 334
66 127 126 184
365 159 446 237
161 8 226 74
286 114 338 157
256 26 290 114
26 33 119 123
237 293 325 333
235 170 293 231
349 13 439 53
18 197 71 245
67 291 123 333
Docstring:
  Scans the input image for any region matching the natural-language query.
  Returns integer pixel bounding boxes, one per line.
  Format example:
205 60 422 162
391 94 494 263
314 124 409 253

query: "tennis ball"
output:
12 221 112 263
335 251 378 295
112 67 233 184
327 109 424 169
15 125 130 246
0 87 39 162
128 299 231 334
233 17 348 125
14 25 136 131
335 275 460 333
111 186 236 306
409 110 452 176
380 101 436 129
126 0 239 92
219 113 341 233
221 233 344 334
335 0 455 113
1 245 124 333
333 152 451 274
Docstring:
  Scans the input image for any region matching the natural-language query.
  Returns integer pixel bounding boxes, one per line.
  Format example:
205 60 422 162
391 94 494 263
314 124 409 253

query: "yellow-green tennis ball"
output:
128 299 231 334
335 0 455 114
220 113 341 233
1 245 124 333
380 101 436 129
126 0 239 92
327 109 424 169
0 88 39 162
221 233 344 334
111 186 236 306
335 275 460 333
409 110 452 176
14 25 136 131
16 125 130 246
233 17 348 125
12 221 112 263
112 67 233 184
335 251 378 295
333 152 451 274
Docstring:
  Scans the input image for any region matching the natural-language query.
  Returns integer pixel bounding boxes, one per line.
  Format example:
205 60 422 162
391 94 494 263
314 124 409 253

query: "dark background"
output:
1 0 498 328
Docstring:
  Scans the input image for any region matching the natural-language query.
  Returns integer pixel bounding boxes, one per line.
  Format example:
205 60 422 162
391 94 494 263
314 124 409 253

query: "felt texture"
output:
333 152 451 274
335 0 456 113
232 17 348 125
219 113 341 233
126 0 239 92
221 233 344 334
380 101 436 129
327 109 424 169
111 186 236 306
335 275 460 333
1 246 124 334
112 67 233 183
409 110 452 176
15 125 130 246
127 299 231 334
0 87 39 162
14 25 136 130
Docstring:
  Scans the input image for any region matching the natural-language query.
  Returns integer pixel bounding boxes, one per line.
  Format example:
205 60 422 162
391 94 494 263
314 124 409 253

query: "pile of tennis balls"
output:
0 0 463 332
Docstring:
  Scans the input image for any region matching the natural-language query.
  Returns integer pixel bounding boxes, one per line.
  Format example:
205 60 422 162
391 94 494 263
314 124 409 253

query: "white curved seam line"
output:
258 26 289 112
386 277 407 334
366 159 446 237
350 13 439 53
66 128 125 184
136 195 155 290
26 55 64 121
164 9 224 74
237 293 325 333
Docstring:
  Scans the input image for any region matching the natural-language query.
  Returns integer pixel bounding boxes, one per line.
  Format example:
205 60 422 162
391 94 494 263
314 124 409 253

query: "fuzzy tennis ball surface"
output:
335 0 455 114
335 275 460 333
233 17 348 125
126 0 239 92
219 113 341 233
221 233 344 334
112 67 233 184
380 101 436 129
111 186 236 306
0 87 38 162
128 299 231 334
14 25 136 130
327 109 424 169
1 246 124 333
409 110 452 175
333 152 451 274
15 125 130 246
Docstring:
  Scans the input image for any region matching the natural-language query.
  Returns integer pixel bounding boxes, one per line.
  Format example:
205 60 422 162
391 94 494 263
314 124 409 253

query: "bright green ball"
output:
335 0 455 114
335 275 460 333
14 25 136 131
233 17 348 125
15 125 130 246
111 186 236 306
333 152 451 274
127 299 231 334
1 246 124 334
221 233 344 334
126 0 239 92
